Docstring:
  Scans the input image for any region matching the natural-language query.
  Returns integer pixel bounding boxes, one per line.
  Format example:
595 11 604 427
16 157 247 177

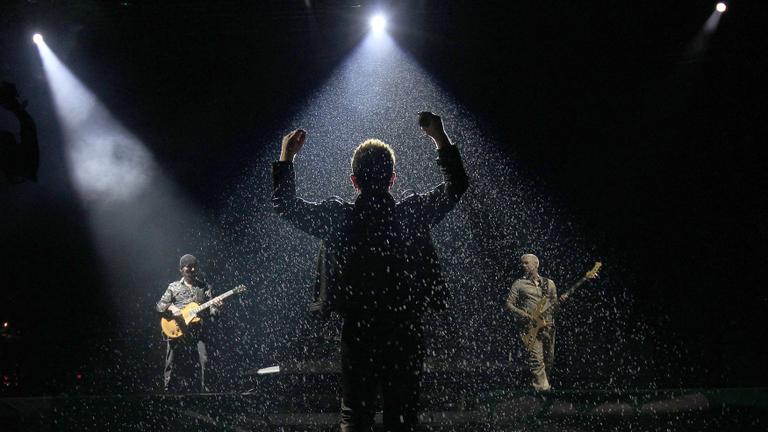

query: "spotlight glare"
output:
370 14 387 33
716 2 727 13
32 33 43 44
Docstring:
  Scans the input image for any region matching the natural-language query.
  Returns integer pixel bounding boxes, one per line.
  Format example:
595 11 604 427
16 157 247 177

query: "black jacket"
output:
272 145 468 319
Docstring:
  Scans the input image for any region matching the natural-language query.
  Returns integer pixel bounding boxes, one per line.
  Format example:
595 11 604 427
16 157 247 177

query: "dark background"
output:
1 0 766 395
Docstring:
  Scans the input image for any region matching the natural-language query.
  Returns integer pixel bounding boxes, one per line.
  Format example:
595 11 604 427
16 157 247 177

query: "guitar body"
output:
159 284 247 339
521 298 549 350
160 302 202 339
521 323 543 350
518 262 602 350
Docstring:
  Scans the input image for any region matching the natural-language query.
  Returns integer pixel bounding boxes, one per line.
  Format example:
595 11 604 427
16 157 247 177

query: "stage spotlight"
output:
32 33 43 44
716 2 727 13
370 14 387 33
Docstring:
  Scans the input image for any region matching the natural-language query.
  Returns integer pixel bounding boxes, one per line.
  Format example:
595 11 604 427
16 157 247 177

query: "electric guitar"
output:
521 262 602 350
160 284 247 339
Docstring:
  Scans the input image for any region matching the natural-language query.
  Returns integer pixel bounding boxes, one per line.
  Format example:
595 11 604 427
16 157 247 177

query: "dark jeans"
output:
340 315 423 432
163 337 208 392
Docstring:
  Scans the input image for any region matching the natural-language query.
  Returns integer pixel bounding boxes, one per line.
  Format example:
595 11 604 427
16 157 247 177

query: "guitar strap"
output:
540 277 556 318
540 277 550 298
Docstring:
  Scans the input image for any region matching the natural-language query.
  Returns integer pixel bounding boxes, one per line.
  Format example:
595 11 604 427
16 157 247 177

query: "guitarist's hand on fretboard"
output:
209 298 223 316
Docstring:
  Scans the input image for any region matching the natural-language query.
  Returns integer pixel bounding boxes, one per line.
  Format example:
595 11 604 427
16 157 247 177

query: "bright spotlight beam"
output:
33 35 208 335
370 14 387 33
34 36 155 202
32 33 43 45
688 5 724 56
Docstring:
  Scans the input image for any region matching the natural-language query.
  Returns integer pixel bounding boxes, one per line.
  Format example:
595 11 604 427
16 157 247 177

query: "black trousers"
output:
340 316 423 432
163 336 208 393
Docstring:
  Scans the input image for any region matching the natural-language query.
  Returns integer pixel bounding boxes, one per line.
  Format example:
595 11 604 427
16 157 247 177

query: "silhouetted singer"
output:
272 111 468 431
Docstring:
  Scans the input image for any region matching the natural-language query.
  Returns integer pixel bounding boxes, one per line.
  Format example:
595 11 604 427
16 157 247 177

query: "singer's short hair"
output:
351 139 396 192
521 254 540 267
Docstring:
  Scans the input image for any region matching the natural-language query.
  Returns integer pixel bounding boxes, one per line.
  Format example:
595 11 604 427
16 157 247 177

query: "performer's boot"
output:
532 372 551 392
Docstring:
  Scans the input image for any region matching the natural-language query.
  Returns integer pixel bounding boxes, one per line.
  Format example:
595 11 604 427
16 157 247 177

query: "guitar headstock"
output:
585 262 602 280
233 284 247 294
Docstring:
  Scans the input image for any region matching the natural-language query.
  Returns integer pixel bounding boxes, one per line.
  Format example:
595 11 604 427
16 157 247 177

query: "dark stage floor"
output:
2 387 766 431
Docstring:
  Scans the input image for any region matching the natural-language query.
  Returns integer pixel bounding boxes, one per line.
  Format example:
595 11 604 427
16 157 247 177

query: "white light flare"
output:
370 14 387 34
716 2 727 13
257 365 281 375
32 33 43 45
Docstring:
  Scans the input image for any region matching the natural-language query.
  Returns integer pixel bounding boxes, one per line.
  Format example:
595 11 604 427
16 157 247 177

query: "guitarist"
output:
155 254 222 392
505 253 558 392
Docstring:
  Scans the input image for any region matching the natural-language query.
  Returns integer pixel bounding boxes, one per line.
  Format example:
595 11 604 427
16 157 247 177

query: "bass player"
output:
506 254 601 391
506 253 558 391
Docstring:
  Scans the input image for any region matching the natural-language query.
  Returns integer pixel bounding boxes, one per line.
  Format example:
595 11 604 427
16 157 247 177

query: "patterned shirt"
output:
156 278 214 313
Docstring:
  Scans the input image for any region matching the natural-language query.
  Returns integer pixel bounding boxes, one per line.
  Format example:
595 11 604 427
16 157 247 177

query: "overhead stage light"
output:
370 14 387 33
716 2 727 13
32 33 43 44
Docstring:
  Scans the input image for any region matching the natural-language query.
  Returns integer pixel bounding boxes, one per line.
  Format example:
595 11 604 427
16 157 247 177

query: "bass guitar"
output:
521 262 602 350
160 284 247 339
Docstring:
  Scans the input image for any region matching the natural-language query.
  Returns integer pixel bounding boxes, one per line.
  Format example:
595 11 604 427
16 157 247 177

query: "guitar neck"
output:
562 276 588 299
538 277 588 316
194 289 237 313
536 262 599 316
